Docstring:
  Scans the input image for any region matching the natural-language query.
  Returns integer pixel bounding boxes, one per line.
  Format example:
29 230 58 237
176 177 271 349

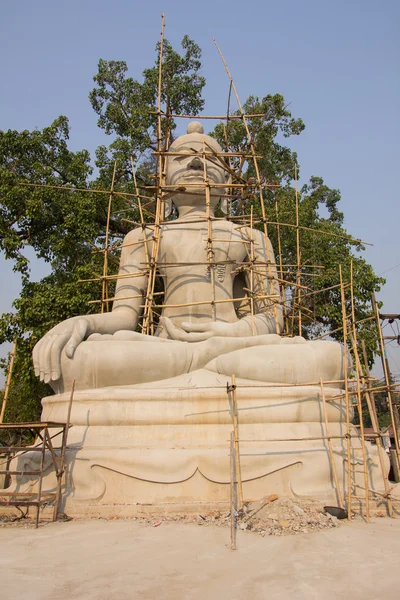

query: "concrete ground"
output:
1 518 400 599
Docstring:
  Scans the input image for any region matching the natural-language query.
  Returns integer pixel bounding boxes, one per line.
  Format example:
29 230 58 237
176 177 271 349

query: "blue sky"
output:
1 0 400 380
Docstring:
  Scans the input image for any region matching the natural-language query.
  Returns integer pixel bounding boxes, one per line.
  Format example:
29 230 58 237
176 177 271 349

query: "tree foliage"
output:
0 35 384 424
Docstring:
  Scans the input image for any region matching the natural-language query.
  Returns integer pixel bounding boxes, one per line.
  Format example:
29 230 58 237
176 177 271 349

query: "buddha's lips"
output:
172 173 221 184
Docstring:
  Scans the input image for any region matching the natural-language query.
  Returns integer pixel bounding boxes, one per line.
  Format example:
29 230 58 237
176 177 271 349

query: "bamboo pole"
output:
320 377 344 508
0 339 17 424
275 198 289 335
142 14 165 335
230 431 236 551
152 111 271 120
339 264 353 519
349 261 370 521
294 165 302 335
314 315 375 340
203 142 217 321
140 294 279 310
212 37 280 333
101 161 117 313
130 156 150 268
230 374 244 510
372 293 400 464
356 342 394 516
53 380 75 521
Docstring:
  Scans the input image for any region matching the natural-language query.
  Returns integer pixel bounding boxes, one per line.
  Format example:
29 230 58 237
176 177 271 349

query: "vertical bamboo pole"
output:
349 261 370 522
35 428 47 528
130 156 150 268
230 431 236 551
212 38 280 334
275 199 289 335
361 340 379 426
359 341 393 516
319 377 344 508
53 380 75 521
0 339 16 424
203 141 216 321
249 207 255 334
230 374 243 509
142 14 165 335
372 293 400 464
294 165 302 336
339 264 353 519
102 161 117 313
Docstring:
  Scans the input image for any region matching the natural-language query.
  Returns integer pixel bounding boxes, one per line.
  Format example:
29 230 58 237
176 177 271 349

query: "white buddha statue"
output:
24 123 387 510
33 122 343 393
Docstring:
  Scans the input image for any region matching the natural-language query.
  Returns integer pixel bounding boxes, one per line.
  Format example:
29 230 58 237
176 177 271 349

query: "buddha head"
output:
165 121 229 216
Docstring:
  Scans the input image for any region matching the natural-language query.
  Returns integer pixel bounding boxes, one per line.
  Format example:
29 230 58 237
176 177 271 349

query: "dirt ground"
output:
1 515 400 600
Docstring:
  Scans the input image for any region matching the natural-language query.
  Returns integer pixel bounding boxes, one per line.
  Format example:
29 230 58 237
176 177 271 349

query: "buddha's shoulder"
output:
123 226 151 244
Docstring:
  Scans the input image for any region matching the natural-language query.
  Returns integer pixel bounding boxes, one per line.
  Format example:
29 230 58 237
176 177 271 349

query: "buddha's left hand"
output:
161 317 244 342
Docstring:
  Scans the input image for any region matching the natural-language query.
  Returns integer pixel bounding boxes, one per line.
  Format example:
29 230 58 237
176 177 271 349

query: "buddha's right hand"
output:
33 317 90 384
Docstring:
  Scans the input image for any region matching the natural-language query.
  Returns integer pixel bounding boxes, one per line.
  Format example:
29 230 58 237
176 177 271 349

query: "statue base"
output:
7 370 389 514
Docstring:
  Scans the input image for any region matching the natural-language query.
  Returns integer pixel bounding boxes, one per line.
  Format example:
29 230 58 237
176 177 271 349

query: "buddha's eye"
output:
174 156 185 162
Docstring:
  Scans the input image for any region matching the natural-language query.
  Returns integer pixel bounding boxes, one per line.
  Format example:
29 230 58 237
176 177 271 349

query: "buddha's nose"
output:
187 156 203 170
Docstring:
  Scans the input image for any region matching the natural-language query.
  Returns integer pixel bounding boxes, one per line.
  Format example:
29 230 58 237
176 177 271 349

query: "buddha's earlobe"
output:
220 197 229 215
164 198 173 219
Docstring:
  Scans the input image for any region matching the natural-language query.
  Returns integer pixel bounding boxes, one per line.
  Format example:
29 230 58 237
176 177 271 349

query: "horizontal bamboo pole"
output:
79 271 148 284
151 111 270 120
109 379 344 392
354 485 393 499
19 181 151 200
314 315 376 340
203 238 260 245
332 383 400 401
235 435 378 442
153 151 263 158
145 182 280 189
141 293 280 310
89 291 165 305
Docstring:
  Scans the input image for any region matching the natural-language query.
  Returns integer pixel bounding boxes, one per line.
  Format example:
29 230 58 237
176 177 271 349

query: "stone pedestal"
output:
8 371 389 515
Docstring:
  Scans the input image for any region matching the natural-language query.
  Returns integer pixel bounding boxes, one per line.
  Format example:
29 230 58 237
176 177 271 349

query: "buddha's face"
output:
166 138 228 197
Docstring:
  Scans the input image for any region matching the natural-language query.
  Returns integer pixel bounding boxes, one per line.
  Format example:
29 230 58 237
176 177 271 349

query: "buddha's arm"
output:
33 228 148 383
238 228 284 335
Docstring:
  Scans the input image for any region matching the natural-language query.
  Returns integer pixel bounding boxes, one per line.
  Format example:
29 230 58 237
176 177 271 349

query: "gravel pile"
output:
237 495 341 536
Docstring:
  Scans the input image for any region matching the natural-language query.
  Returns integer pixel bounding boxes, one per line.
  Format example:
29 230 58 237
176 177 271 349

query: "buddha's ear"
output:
219 172 232 215
164 198 173 219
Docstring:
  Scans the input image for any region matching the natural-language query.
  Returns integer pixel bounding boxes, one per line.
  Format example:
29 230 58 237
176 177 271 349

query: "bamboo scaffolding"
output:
229 374 244 510
140 293 279 310
237 434 379 443
142 13 165 335
320 377 344 508
51 16 394 527
203 141 217 321
101 162 117 313
230 431 236 551
275 198 289 334
355 339 394 516
339 265 353 518
349 260 371 521
294 165 302 336
372 293 400 464
212 37 280 333
130 156 150 268
0 339 17 423
152 111 271 120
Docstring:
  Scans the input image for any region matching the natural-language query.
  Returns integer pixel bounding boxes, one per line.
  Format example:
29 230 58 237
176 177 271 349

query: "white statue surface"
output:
33 122 342 393
18 122 387 512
